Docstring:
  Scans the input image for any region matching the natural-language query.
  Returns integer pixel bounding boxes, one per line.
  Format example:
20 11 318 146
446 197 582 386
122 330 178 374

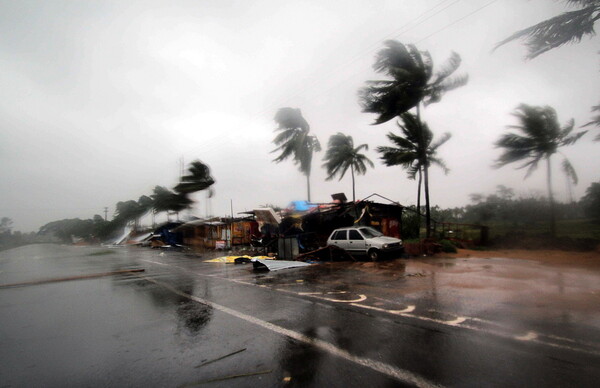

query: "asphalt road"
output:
1 244 599 387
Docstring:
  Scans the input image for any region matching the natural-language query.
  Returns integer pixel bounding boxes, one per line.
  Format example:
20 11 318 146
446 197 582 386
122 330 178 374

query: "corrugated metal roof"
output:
252 259 312 271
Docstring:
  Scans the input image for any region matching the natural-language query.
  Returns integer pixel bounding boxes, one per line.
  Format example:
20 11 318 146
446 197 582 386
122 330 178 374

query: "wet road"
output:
1 244 599 387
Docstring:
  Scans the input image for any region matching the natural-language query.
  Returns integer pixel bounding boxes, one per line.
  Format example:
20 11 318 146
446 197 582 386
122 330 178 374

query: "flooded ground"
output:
1 244 599 387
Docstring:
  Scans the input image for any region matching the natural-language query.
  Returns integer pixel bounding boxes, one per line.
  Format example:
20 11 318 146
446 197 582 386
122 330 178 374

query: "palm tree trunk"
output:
424 164 431 238
351 165 356 203
416 167 422 238
306 173 311 202
546 156 556 236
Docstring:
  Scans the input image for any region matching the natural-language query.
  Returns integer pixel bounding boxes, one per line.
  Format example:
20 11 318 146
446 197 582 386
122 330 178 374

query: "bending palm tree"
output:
322 133 374 202
495 104 587 236
174 160 215 195
376 113 451 237
359 40 468 125
494 0 600 60
272 107 321 201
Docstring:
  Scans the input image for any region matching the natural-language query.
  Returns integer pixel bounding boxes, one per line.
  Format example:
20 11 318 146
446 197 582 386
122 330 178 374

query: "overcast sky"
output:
1 0 599 232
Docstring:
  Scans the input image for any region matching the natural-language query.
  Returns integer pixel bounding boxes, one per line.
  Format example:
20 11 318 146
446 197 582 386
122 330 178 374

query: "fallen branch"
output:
194 348 247 368
0 269 145 289
179 370 272 387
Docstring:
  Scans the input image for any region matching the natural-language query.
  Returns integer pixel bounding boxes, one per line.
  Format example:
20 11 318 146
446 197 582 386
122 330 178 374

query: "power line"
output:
253 0 462 120
280 0 501 112
416 0 500 43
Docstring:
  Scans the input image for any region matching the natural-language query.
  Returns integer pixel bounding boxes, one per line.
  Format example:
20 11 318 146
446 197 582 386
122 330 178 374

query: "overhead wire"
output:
183 1 461 161
252 0 462 120
285 0 501 112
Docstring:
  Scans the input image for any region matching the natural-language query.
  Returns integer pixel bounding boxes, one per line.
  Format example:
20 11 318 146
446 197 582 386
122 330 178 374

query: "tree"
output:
581 181 600 220
359 40 468 125
376 113 451 236
494 104 587 236
494 0 600 60
359 41 466 237
584 103 600 140
174 160 215 195
494 1 600 138
151 186 192 221
272 107 321 201
322 133 374 202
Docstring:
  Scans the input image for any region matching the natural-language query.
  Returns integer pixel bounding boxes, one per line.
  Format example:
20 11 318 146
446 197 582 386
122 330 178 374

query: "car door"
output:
329 230 348 249
347 229 366 253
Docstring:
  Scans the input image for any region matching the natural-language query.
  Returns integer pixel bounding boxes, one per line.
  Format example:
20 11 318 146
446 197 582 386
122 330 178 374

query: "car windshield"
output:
358 227 383 238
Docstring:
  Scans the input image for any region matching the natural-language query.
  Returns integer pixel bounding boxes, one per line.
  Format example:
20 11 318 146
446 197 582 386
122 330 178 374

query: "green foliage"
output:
401 207 421 240
581 181 600 220
359 40 468 124
377 113 450 178
495 104 586 236
272 107 321 201
439 239 458 253
322 133 374 201
174 160 215 195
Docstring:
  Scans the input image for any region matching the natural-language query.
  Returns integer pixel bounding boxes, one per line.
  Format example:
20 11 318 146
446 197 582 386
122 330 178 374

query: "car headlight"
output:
382 243 389 249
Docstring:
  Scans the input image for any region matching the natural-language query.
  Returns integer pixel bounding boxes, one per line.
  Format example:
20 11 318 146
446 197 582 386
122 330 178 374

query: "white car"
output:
326 226 404 260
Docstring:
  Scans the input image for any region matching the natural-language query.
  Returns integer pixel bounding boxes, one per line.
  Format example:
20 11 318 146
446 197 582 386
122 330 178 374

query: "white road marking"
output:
141 275 442 388
515 331 538 341
141 259 600 357
140 259 169 266
445 317 467 326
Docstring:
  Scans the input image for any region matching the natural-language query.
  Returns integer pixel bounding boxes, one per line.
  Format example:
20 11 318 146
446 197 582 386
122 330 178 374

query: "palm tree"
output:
494 0 600 60
151 186 192 221
495 104 587 236
376 113 451 237
272 107 321 201
322 133 374 202
584 103 600 140
359 40 468 125
174 160 215 195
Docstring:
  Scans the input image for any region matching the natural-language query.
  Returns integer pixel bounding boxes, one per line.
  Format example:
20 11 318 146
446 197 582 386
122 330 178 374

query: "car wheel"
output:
368 249 379 261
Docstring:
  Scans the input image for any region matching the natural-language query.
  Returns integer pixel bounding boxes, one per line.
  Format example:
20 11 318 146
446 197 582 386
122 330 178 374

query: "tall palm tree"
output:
272 107 321 201
359 40 468 125
376 113 451 237
495 104 587 236
322 133 374 202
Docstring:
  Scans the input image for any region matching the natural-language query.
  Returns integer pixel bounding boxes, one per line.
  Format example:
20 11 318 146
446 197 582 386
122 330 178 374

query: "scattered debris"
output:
295 245 356 262
204 255 273 263
179 370 273 387
252 259 312 272
194 348 247 368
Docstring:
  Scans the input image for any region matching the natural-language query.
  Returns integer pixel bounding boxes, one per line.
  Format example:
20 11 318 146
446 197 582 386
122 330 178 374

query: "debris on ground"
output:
252 259 312 271
204 255 273 263
194 348 247 368
179 370 272 387
295 245 356 262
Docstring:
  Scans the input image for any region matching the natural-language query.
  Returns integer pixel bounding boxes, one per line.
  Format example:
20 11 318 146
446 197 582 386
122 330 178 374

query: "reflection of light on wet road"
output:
140 258 600 357
139 275 441 388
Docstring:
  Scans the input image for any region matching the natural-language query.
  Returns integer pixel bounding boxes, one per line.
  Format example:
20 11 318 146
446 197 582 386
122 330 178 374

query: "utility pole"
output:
230 199 234 249
104 207 108 221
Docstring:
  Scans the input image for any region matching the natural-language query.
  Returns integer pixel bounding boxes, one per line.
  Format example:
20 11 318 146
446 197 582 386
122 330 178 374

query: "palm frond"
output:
432 51 462 84
562 157 579 185
429 132 452 151
494 4 600 59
